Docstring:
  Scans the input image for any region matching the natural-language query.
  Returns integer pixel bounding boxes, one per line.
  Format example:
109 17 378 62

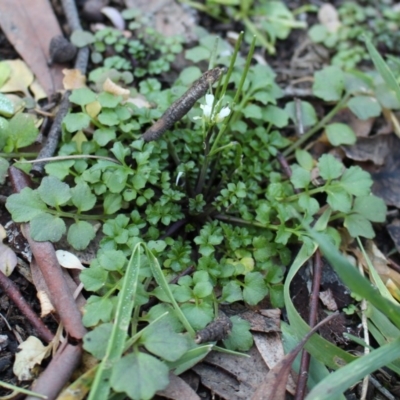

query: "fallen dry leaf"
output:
253 332 296 395
251 313 338 400
319 289 338 311
157 372 200 400
13 336 51 381
370 134 400 207
63 69 87 90
193 346 268 400
0 0 64 95
0 224 18 276
56 250 85 270
0 60 34 97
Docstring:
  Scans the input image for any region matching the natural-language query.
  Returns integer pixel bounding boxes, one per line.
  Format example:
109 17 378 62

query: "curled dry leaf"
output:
0 224 17 276
318 3 341 33
37 290 56 317
101 7 125 30
103 78 130 99
56 250 85 270
319 289 338 311
62 68 87 90
13 336 51 381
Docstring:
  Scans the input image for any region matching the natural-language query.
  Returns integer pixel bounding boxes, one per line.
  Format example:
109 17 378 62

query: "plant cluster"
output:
182 0 306 54
309 1 400 69
1 16 396 399
71 9 184 80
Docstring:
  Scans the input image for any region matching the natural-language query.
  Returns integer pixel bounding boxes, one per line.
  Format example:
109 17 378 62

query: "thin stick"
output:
142 67 225 142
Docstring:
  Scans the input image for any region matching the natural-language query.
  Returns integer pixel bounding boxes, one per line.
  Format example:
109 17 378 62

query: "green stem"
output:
0 152 38 159
46 208 112 221
209 36 256 156
242 16 274 54
282 93 351 157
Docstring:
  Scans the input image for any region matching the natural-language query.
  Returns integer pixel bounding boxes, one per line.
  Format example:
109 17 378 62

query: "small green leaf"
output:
181 302 213 331
140 320 189 361
71 182 96 212
312 66 344 101
339 166 373 196
63 112 91 132
80 266 108 291
221 281 243 303
185 46 210 63
104 193 122 214
68 221 96 250
353 195 387 223
94 127 116 146
326 186 352 213
98 109 119 126
325 123 356 146
243 103 263 120
6 188 47 222
222 316 253 351
290 165 311 189
83 323 113 359
243 272 268 305
70 30 95 47
318 154 343 180
69 88 97 106
98 92 122 108
255 202 271 225
44 160 75 180
348 96 381 120
37 176 71 207
30 213 66 242
110 352 169 400
285 101 317 127
263 105 289 128
5 114 38 150
298 194 320 216
82 295 114 327
344 214 375 239
295 149 314 171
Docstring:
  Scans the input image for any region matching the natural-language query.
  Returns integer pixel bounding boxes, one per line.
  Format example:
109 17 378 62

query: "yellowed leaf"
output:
72 131 88 153
30 79 47 101
13 336 51 381
86 100 102 118
62 69 86 90
0 60 34 96
103 78 130 100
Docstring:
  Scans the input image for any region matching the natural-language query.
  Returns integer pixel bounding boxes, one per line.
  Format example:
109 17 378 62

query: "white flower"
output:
194 94 230 123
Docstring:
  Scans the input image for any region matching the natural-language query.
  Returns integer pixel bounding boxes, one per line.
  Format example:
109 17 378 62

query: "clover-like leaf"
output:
140 319 189 362
37 176 71 207
110 352 169 400
243 272 268 305
63 112 91 132
313 66 344 101
318 154 343 181
83 323 113 359
325 123 356 146
6 188 48 222
82 295 114 327
222 316 253 351
30 213 66 242
71 181 96 212
67 221 96 250
339 166 372 196
352 195 387 223
344 213 375 239
348 96 381 120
